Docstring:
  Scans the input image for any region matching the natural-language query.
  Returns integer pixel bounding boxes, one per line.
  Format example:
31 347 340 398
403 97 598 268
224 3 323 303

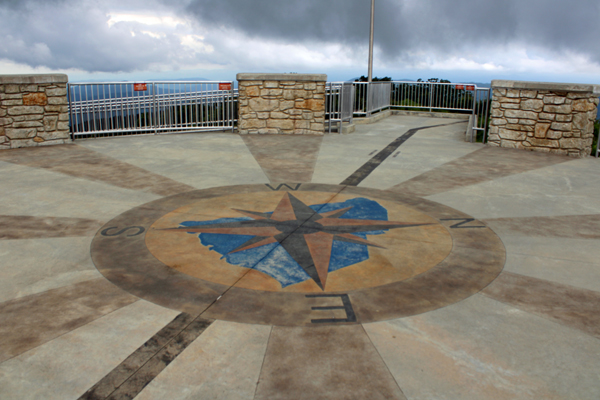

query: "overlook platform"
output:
0 115 599 399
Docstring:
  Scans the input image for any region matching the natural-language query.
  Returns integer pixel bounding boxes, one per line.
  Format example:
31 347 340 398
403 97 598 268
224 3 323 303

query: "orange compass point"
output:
319 207 352 219
231 208 270 220
304 231 334 289
319 218 433 228
175 226 282 237
165 192 435 291
270 192 297 221
334 233 386 248
229 236 278 254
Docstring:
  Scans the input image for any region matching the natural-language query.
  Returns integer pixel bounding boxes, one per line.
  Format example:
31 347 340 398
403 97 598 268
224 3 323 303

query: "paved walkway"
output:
0 115 599 399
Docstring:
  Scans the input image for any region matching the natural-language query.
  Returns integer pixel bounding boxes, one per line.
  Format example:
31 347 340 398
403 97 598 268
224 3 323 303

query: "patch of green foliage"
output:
391 99 422 111
416 78 451 84
355 76 392 82
592 119 599 156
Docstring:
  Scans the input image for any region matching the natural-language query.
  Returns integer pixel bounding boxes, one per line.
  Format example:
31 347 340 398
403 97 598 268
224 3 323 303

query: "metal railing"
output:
68 81 236 138
390 81 479 113
349 80 490 142
352 82 367 116
325 82 353 133
596 117 599 157
471 87 491 143
369 82 392 115
67 79 491 141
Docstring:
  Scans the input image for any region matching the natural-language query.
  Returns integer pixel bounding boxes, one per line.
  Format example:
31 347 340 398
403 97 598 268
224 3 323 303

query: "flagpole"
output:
368 0 375 82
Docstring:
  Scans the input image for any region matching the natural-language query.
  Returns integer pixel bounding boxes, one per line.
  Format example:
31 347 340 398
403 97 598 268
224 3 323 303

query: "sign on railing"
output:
133 83 147 92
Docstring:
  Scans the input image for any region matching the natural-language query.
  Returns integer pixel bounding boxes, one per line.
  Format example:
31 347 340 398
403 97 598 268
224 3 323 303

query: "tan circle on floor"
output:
91 184 505 326
145 191 453 293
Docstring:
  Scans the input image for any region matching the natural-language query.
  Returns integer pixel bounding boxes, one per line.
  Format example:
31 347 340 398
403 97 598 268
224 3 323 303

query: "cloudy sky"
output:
1 0 600 84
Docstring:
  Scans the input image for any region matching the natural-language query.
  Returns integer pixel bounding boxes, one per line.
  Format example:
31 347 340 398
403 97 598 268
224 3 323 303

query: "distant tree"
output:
416 78 451 83
355 76 392 82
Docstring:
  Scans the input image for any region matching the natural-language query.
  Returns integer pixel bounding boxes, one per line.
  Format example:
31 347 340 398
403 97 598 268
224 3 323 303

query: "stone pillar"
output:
237 73 326 135
0 74 70 149
489 80 599 157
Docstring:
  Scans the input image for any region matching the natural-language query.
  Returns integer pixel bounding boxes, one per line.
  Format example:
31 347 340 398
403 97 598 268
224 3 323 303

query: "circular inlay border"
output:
91 184 506 326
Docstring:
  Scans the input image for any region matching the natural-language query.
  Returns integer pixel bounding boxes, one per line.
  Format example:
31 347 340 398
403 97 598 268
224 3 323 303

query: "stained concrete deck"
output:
0 115 599 399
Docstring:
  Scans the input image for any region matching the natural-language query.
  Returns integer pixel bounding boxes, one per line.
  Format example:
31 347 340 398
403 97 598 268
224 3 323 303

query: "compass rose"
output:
165 192 432 290
94 184 505 325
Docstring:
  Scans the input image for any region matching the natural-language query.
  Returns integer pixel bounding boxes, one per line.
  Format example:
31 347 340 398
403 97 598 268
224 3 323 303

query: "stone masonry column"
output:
0 74 70 149
237 73 327 135
489 80 599 157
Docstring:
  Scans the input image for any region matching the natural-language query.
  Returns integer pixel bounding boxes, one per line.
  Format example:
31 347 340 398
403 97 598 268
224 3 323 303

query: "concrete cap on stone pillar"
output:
0 74 69 84
491 79 600 94
237 73 327 82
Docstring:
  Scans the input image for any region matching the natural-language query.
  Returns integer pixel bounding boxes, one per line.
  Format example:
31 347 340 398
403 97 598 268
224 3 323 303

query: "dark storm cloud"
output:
184 0 600 61
185 0 373 44
397 1 600 56
1 0 600 74
0 0 66 8
0 0 193 73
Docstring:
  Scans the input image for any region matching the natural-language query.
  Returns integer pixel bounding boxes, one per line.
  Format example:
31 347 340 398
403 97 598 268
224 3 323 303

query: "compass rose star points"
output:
167 192 432 290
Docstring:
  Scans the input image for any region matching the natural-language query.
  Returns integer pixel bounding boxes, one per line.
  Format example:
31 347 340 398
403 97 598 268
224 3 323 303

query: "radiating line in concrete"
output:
0 301 179 400
0 144 195 196
0 236 103 304
341 122 462 186
483 214 600 239
482 271 600 339
79 313 213 400
0 160 160 221
254 325 407 400
241 134 323 183
135 320 271 400
313 116 466 185
502 252 600 294
358 123 480 190
0 278 138 363
79 133 269 190
0 215 104 239
364 294 600 399
389 146 571 197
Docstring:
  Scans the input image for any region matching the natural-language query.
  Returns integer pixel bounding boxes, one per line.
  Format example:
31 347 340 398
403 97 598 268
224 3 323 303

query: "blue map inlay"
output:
180 197 389 288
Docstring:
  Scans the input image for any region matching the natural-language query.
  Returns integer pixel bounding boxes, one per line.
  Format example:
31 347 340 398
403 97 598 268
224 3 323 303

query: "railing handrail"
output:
70 91 236 107
68 80 234 85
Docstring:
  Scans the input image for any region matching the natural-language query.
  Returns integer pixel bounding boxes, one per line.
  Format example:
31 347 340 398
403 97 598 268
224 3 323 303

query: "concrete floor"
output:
0 115 599 399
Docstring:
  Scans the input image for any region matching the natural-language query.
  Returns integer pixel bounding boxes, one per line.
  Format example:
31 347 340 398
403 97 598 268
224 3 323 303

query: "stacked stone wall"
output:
489 80 599 157
237 73 326 135
0 74 70 149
